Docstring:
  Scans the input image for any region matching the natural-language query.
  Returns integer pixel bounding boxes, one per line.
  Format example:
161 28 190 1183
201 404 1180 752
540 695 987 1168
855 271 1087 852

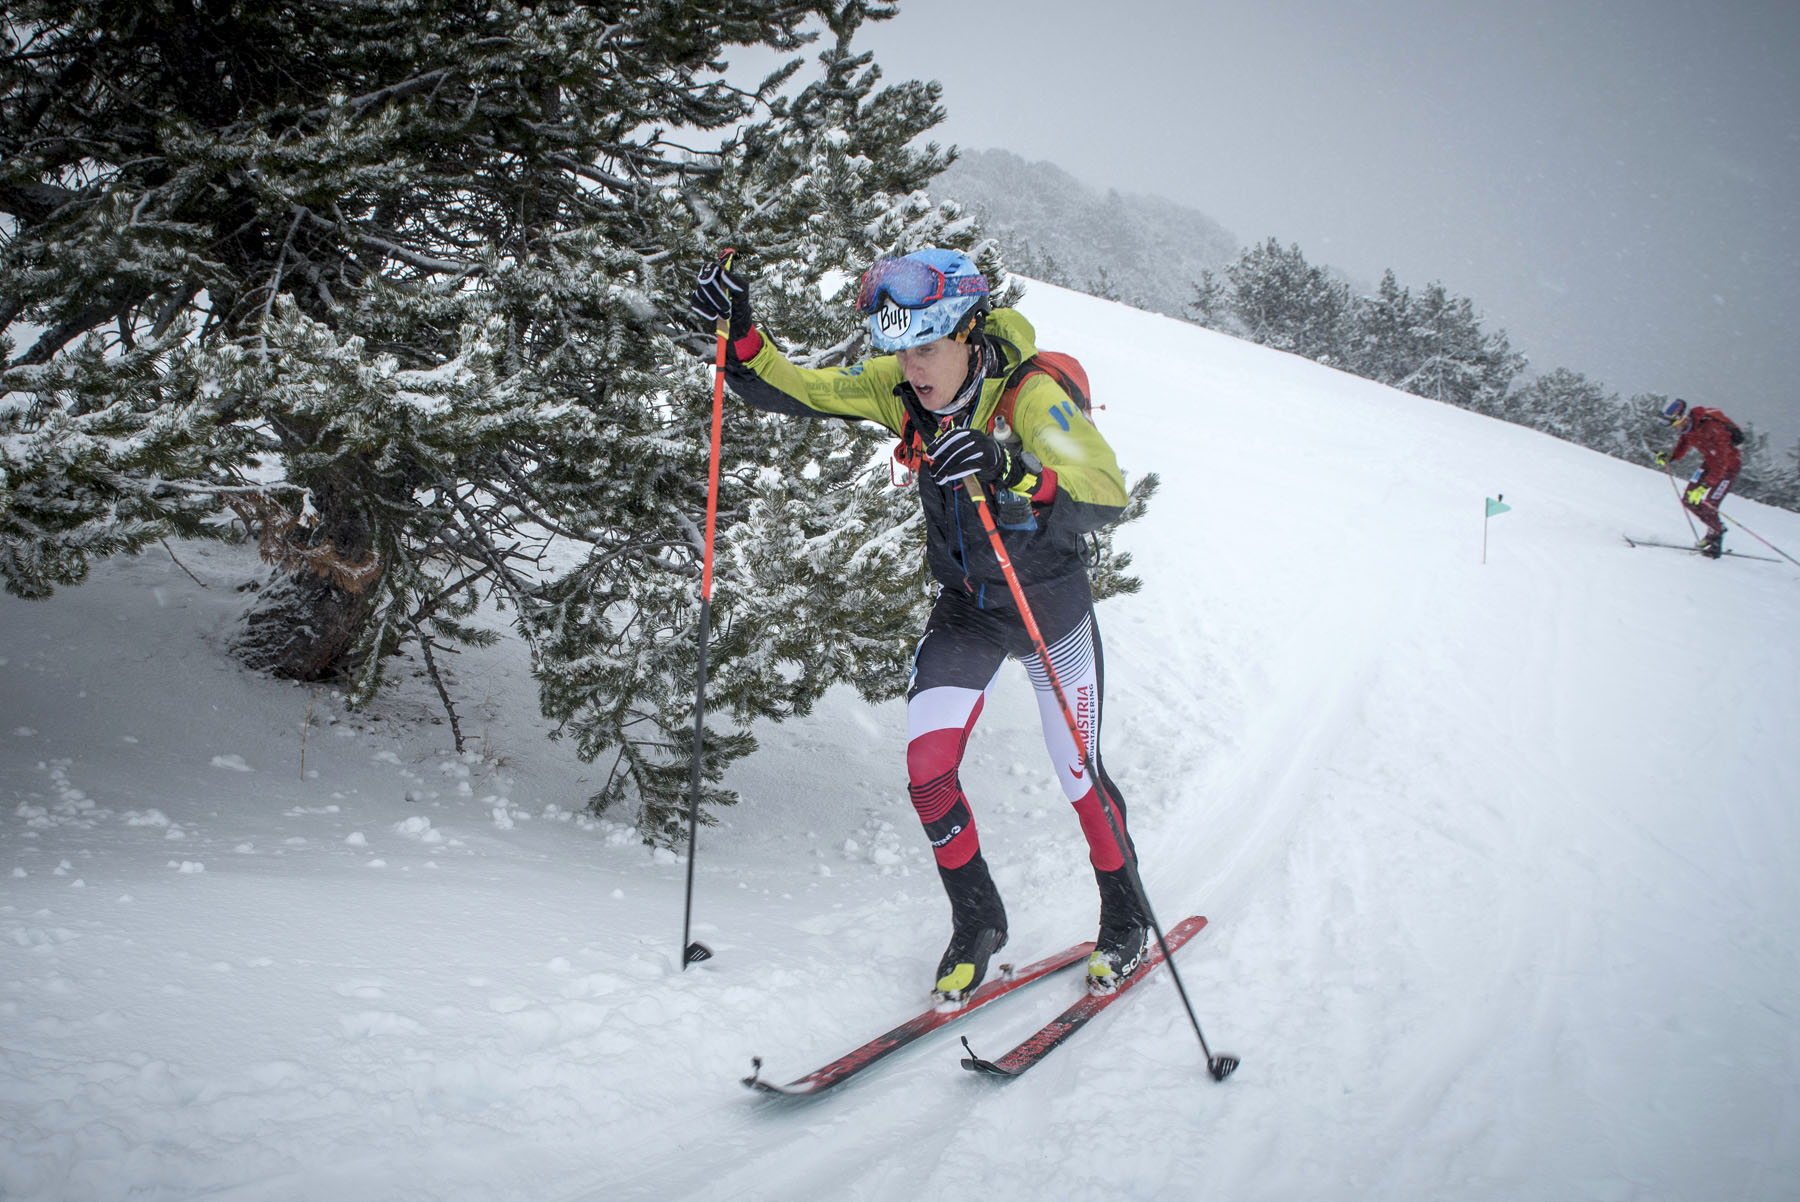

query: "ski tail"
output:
959 915 1213 1079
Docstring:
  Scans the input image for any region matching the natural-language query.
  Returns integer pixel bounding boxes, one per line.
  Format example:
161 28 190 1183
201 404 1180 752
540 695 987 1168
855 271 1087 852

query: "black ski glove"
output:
690 254 753 343
926 427 1031 490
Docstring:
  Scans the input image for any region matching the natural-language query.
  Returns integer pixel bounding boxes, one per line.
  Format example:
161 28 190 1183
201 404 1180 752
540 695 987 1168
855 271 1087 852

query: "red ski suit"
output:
1666 407 1741 536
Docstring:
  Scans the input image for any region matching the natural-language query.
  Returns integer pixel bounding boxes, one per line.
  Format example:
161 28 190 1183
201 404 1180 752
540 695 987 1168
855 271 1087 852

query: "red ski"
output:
743 938 1093 1097
959 915 1210 1078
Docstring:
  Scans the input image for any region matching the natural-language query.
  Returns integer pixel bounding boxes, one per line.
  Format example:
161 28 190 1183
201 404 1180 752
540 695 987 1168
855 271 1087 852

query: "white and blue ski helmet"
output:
856 248 992 352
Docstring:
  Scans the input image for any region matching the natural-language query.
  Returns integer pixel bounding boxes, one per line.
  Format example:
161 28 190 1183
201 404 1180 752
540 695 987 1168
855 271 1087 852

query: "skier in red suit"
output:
1655 398 1742 559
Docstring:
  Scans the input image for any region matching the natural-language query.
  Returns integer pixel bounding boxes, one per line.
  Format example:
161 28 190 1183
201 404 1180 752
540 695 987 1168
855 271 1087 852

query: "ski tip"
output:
1208 1054 1240 1082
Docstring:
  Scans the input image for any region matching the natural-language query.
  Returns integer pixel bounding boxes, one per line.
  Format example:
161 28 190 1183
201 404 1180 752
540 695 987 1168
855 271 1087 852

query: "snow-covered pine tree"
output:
545 12 1151 841
1735 425 1773 495
1086 265 1123 304
1008 241 1073 290
1186 268 1232 332
1210 238 1357 369
1347 270 1418 386
1776 439 1800 510
0 1 1008 843
1374 281 1523 415
524 7 983 842
1779 439 1800 510
1506 367 1625 453
1629 393 1679 460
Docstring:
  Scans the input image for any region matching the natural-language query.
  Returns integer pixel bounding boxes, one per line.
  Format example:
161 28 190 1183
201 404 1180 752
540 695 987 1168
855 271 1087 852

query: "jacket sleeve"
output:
724 335 907 434
1008 372 1128 534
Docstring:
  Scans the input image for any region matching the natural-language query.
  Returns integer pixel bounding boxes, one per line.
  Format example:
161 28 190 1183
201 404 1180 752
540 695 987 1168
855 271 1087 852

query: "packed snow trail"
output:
4 281 1798 1201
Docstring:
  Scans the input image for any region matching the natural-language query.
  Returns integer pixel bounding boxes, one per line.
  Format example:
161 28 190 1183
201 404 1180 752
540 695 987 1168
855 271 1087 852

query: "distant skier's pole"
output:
1722 512 1800 567
681 249 737 970
957 479 1238 1082
1665 460 1701 542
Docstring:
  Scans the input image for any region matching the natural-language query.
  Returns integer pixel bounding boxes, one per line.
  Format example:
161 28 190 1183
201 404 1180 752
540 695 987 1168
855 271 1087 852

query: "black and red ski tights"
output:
904 573 1140 927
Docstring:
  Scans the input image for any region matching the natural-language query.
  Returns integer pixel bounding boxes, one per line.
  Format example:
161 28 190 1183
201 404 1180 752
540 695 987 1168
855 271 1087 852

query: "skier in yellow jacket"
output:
691 248 1148 1001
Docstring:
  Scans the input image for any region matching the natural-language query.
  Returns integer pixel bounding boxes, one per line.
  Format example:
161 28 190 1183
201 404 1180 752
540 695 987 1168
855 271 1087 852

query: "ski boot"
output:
1087 865 1151 992
932 853 1008 1003
1699 531 1724 559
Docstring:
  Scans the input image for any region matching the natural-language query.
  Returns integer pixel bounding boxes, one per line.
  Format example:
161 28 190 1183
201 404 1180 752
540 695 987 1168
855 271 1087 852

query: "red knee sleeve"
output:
908 727 981 868
1071 788 1128 872
906 728 965 796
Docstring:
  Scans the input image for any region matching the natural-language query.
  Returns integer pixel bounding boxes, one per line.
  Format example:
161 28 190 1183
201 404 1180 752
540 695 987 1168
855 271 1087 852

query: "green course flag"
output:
1486 496 1511 517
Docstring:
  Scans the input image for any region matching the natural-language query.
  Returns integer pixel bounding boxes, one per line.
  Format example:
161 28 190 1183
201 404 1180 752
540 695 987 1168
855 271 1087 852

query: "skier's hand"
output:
926 427 1029 490
690 253 752 343
1685 484 1708 505
1653 452 1668 467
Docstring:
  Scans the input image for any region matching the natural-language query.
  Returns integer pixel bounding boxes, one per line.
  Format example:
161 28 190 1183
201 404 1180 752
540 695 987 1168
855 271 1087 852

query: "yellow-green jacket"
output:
724 308 1127 608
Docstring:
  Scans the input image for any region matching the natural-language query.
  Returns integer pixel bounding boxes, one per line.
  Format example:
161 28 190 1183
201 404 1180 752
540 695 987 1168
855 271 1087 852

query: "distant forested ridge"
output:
930 149 1239 318
931 151 1800 511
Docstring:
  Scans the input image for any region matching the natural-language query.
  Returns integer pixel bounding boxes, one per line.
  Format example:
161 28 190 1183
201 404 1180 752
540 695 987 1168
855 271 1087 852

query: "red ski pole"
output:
1722 512 1800 567
959 480 1237 1081
681 249 737 970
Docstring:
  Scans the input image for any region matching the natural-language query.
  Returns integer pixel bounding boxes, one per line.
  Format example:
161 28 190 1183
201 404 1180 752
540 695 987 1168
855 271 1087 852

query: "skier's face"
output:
896 337 974 412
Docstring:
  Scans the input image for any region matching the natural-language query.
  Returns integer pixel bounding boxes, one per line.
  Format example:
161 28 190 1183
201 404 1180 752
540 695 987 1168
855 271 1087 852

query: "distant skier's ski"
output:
1622 534 1776 563
742 938 1093 1097
959 915 1209 1079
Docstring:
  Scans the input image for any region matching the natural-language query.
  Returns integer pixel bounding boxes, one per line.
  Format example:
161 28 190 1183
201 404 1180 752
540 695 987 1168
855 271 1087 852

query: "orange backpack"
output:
892 351 1094 484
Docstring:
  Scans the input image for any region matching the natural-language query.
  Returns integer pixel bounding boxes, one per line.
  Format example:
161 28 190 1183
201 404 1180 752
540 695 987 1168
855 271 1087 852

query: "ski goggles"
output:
855 258 990 315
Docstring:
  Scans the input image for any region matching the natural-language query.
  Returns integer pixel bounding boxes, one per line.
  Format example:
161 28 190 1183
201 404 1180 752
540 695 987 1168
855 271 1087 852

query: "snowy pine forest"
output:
930 148 1243 317
933 152 1800 512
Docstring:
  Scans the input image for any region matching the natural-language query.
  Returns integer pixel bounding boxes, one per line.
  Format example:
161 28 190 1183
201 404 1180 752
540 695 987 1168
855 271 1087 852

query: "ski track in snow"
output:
5 281 1799 1201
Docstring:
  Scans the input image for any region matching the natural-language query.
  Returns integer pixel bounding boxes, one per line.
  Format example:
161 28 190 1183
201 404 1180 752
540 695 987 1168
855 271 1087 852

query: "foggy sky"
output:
859 0 1800 446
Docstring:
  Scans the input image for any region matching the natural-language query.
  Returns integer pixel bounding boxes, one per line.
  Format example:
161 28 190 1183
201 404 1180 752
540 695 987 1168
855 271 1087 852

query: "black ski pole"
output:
681 249 738 969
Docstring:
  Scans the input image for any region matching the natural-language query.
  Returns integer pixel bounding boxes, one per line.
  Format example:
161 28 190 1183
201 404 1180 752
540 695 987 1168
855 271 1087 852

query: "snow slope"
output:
4 281 1797 1202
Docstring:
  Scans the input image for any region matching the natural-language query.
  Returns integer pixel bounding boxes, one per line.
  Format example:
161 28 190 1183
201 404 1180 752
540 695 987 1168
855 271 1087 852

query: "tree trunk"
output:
231 471 383 681
234 570 380 681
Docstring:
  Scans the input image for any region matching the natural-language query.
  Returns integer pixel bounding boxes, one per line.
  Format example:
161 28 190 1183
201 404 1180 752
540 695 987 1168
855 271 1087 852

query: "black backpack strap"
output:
983 331 1019 362
1003 354 1041 391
